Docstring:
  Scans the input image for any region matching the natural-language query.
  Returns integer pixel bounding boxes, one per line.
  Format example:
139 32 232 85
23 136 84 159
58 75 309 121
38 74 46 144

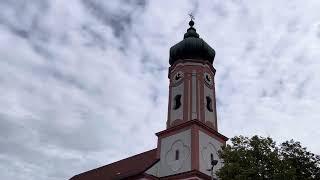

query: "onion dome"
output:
169 20 216 65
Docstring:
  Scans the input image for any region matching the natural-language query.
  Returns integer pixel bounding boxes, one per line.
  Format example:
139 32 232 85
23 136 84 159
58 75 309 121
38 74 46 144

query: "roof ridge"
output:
104 148 157 167
70 148 158 179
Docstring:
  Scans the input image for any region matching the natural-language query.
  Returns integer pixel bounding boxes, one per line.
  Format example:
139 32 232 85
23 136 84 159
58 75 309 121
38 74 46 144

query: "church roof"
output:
169 20 216 65
70 149 158 180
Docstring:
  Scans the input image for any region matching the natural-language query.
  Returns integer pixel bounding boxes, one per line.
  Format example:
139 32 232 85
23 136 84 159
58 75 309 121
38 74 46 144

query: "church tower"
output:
69 19 228 180
145 20 228 179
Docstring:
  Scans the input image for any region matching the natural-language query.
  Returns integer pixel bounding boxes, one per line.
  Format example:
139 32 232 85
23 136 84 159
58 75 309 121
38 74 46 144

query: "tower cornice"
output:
168 59 216 79
156 119 228 142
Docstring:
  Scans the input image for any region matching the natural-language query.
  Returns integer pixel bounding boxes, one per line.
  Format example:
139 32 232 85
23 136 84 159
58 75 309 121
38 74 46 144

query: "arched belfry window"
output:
173 94 182 110
206 96 213 112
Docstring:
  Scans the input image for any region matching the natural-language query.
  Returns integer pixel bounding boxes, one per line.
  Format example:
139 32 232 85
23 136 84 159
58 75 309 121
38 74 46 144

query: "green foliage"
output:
217 136 320 180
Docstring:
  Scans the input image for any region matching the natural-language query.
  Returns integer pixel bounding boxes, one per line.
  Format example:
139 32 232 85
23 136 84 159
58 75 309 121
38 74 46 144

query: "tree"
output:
217 136 320 180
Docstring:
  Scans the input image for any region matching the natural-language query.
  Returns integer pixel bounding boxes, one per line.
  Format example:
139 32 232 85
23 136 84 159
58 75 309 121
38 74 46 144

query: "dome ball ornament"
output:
189 20 194 27
188 13 195 27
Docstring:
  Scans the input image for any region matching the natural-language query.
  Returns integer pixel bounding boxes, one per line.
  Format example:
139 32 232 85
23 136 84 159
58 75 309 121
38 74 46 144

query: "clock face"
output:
204 72 212 85
173 71 184 83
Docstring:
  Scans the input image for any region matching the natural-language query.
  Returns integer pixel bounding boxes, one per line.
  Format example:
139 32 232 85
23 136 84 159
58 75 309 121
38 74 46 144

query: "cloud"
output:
0 0 320 179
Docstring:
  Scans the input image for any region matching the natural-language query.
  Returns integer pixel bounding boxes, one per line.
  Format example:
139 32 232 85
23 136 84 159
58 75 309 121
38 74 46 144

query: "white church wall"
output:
198 131 223 177
159 129 191 177
145 161 159 177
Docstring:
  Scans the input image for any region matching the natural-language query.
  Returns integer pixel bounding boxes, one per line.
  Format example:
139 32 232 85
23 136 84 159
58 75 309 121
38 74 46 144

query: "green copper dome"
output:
169 20 215 65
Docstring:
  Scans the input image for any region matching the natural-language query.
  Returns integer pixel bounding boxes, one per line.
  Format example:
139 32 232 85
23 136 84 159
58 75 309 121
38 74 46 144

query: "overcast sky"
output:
1 0 320 179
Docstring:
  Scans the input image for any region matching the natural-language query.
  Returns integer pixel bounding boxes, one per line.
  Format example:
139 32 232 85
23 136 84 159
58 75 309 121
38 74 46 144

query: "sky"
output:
0 0 320 179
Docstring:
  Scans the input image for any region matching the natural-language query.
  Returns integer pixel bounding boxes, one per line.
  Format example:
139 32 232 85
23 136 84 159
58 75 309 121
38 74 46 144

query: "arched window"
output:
175 150 179 160
173 94 182 110
206 96 213 112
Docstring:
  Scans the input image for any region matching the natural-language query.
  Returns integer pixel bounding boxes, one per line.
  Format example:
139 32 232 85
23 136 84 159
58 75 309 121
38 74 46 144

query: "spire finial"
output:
184 13 199 39
188 13 195 27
